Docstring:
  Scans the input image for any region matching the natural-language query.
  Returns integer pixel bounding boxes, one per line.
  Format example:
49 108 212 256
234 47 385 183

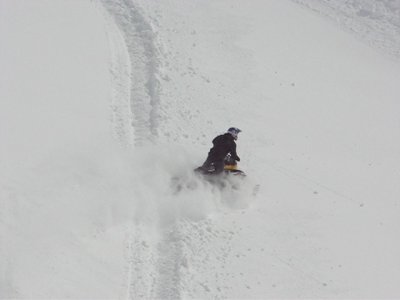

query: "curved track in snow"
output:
99 1 187 298
100 0 161 146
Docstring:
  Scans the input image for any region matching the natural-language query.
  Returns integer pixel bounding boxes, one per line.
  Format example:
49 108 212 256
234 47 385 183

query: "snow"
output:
292 0 400 59
1 0 400 298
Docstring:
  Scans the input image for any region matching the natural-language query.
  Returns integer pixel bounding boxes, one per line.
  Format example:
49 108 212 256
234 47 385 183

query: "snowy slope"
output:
0 1 130 298
1 0 400 298
292 0 400 59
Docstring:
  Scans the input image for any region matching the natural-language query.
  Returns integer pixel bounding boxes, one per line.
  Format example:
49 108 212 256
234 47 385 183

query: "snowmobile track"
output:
100 0 161 146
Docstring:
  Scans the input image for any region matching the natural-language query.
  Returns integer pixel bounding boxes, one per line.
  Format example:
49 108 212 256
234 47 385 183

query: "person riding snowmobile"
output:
198 127 241 174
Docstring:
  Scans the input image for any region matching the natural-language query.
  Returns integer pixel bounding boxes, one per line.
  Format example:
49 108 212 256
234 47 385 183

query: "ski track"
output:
99 1 190 298
98 1 134 148
154 222 183 299
100 0 161 146
123 223 158 299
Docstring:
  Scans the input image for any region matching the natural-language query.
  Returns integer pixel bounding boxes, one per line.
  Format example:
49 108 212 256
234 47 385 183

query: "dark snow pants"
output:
201 157 224 174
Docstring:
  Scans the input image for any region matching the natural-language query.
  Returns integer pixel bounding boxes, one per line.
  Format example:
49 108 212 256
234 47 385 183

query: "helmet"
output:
227 127 241 140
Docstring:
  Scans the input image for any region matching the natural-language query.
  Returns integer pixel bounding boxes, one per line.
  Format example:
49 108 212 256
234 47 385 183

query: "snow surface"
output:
292 0 400 59
1 0 400 298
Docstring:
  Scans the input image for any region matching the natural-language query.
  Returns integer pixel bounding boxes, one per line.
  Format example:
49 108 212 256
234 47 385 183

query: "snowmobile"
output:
190 154 246 192
171 154 254 195
221 153 246 177
194 154 246 177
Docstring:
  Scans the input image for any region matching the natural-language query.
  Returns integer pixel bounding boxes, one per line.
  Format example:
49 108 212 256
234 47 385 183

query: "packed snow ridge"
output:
101 0 161 145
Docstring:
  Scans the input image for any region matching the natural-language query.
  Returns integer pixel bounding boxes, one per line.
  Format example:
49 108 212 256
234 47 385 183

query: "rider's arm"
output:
231 142 240 161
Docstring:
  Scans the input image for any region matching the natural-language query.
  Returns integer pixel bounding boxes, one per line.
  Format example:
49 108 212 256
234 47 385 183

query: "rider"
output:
200 127 241 174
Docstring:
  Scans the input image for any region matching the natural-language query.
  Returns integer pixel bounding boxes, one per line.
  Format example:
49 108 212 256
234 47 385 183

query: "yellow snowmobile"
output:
223 154 246 176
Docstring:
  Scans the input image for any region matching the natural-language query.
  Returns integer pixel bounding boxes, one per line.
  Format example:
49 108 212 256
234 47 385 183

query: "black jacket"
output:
207 133 240 162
